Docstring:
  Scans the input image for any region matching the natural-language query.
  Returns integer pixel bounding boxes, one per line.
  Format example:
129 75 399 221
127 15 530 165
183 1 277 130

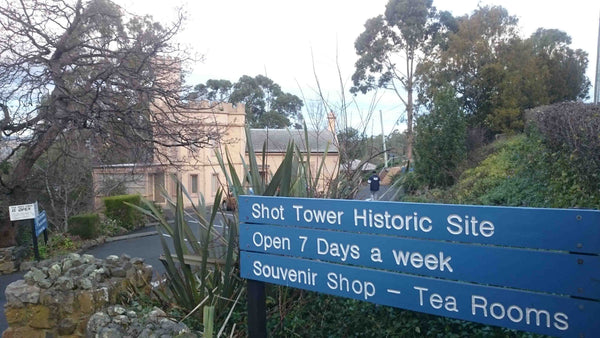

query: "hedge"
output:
525 102 600 191
68 213 100 239
102 194 143 230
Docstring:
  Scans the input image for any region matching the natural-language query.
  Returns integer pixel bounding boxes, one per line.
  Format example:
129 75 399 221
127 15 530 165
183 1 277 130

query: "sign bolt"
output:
577 259 584 265
577 243 583 248
576 215 582 221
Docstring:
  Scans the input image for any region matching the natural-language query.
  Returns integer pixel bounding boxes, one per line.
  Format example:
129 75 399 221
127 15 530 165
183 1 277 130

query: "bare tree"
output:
31 133 93 232
306 47 383 199
0 0 219 204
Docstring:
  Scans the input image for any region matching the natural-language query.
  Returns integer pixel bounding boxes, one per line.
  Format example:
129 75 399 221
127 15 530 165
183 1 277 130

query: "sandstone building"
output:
92 102 339 208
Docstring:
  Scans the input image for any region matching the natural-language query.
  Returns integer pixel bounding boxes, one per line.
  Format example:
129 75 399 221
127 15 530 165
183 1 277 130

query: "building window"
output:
259 165 270 184
190 174 198 194
211 173 219 196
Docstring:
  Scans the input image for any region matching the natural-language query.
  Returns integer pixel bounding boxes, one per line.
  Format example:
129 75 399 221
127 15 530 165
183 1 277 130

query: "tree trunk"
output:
406 86 414 163
406 52 414 165
8 124 62 203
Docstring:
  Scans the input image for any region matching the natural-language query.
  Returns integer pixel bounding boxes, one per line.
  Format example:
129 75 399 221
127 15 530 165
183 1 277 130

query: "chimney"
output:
327 111 336 135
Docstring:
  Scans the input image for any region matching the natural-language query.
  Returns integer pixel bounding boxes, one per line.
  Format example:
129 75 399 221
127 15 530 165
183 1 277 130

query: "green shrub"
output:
99 218 128 237
68 213 100 239
262 289 519 337
102 194 143 230
47 233 77 252
414 87 467 188
447 133 600 209
451 136 521 205
526 102 600 191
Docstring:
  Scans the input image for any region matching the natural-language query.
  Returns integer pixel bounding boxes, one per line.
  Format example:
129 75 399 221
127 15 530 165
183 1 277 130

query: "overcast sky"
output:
115 0 600 134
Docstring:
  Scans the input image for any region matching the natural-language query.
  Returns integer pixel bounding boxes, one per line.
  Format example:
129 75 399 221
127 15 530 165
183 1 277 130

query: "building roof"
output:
249 129 338 153
340 159 376 171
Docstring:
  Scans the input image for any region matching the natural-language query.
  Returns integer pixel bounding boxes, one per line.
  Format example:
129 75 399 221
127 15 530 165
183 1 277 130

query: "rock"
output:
29 305 56 329
77 291 95 314
93 287 109 305
90 267 107 282
82 264 97 277
147 307 167 322
159 317 176 329
131 257 144 265
4 308 26 325
107 305 127 316
18 260 34 272
113 314 130 325
67 253 81 261
87 306 194 338
81 254 95 264
39 289 75 314
0 261 17 274
25 267 47 285
2 326 48 338
138 328 156 338
106 255 120 265
77 278 93 290
98 327 121 338
37 277 53 289
57 317 77 335
61 258 73 272
12 246 30 262
87 312 111 332
5 280 40 305
111 267 126 278
47 264 62 280
55 276 75 290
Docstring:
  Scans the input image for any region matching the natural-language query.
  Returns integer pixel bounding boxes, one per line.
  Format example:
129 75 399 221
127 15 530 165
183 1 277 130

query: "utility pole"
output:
379 110 388 168
595 12 600 104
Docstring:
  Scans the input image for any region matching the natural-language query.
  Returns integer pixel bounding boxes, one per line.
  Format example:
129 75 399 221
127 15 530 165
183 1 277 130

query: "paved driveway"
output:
355 184 401 201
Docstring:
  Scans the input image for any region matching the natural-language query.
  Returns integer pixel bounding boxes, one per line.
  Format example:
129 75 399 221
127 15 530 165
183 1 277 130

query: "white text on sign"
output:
250 203 496 238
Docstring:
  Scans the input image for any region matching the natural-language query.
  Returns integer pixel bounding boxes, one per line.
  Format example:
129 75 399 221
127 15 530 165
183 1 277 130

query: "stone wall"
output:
3 253 152 337
0 238 108 276
0 247 18 275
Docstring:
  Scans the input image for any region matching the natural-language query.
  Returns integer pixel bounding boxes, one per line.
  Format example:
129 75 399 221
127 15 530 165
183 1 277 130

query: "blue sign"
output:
242 252 600 338
239 195 600 253
35 210 47 237
240 224 600 299
239 196 600 337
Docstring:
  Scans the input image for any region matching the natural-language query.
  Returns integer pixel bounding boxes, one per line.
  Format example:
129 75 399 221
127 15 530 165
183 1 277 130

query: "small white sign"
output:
9 203 37 221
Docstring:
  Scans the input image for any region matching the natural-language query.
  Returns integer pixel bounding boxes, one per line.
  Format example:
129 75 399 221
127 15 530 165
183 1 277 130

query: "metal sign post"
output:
9 203 48 261
30 219 40 261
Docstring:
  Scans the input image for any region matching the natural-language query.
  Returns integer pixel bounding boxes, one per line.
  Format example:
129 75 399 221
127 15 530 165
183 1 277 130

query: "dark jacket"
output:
368 174 380 192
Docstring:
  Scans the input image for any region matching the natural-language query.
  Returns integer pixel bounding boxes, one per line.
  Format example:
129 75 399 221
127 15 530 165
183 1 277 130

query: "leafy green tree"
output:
529 28 590 102
418 7 590 135
193 75 304 129
483 29 590 133
0 0 204 203
191 79 233 102
418 6 519 129
352 0 444 163
413 87 466 188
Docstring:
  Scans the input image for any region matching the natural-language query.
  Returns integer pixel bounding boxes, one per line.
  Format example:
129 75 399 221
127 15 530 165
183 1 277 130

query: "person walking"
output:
368 170 380 200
